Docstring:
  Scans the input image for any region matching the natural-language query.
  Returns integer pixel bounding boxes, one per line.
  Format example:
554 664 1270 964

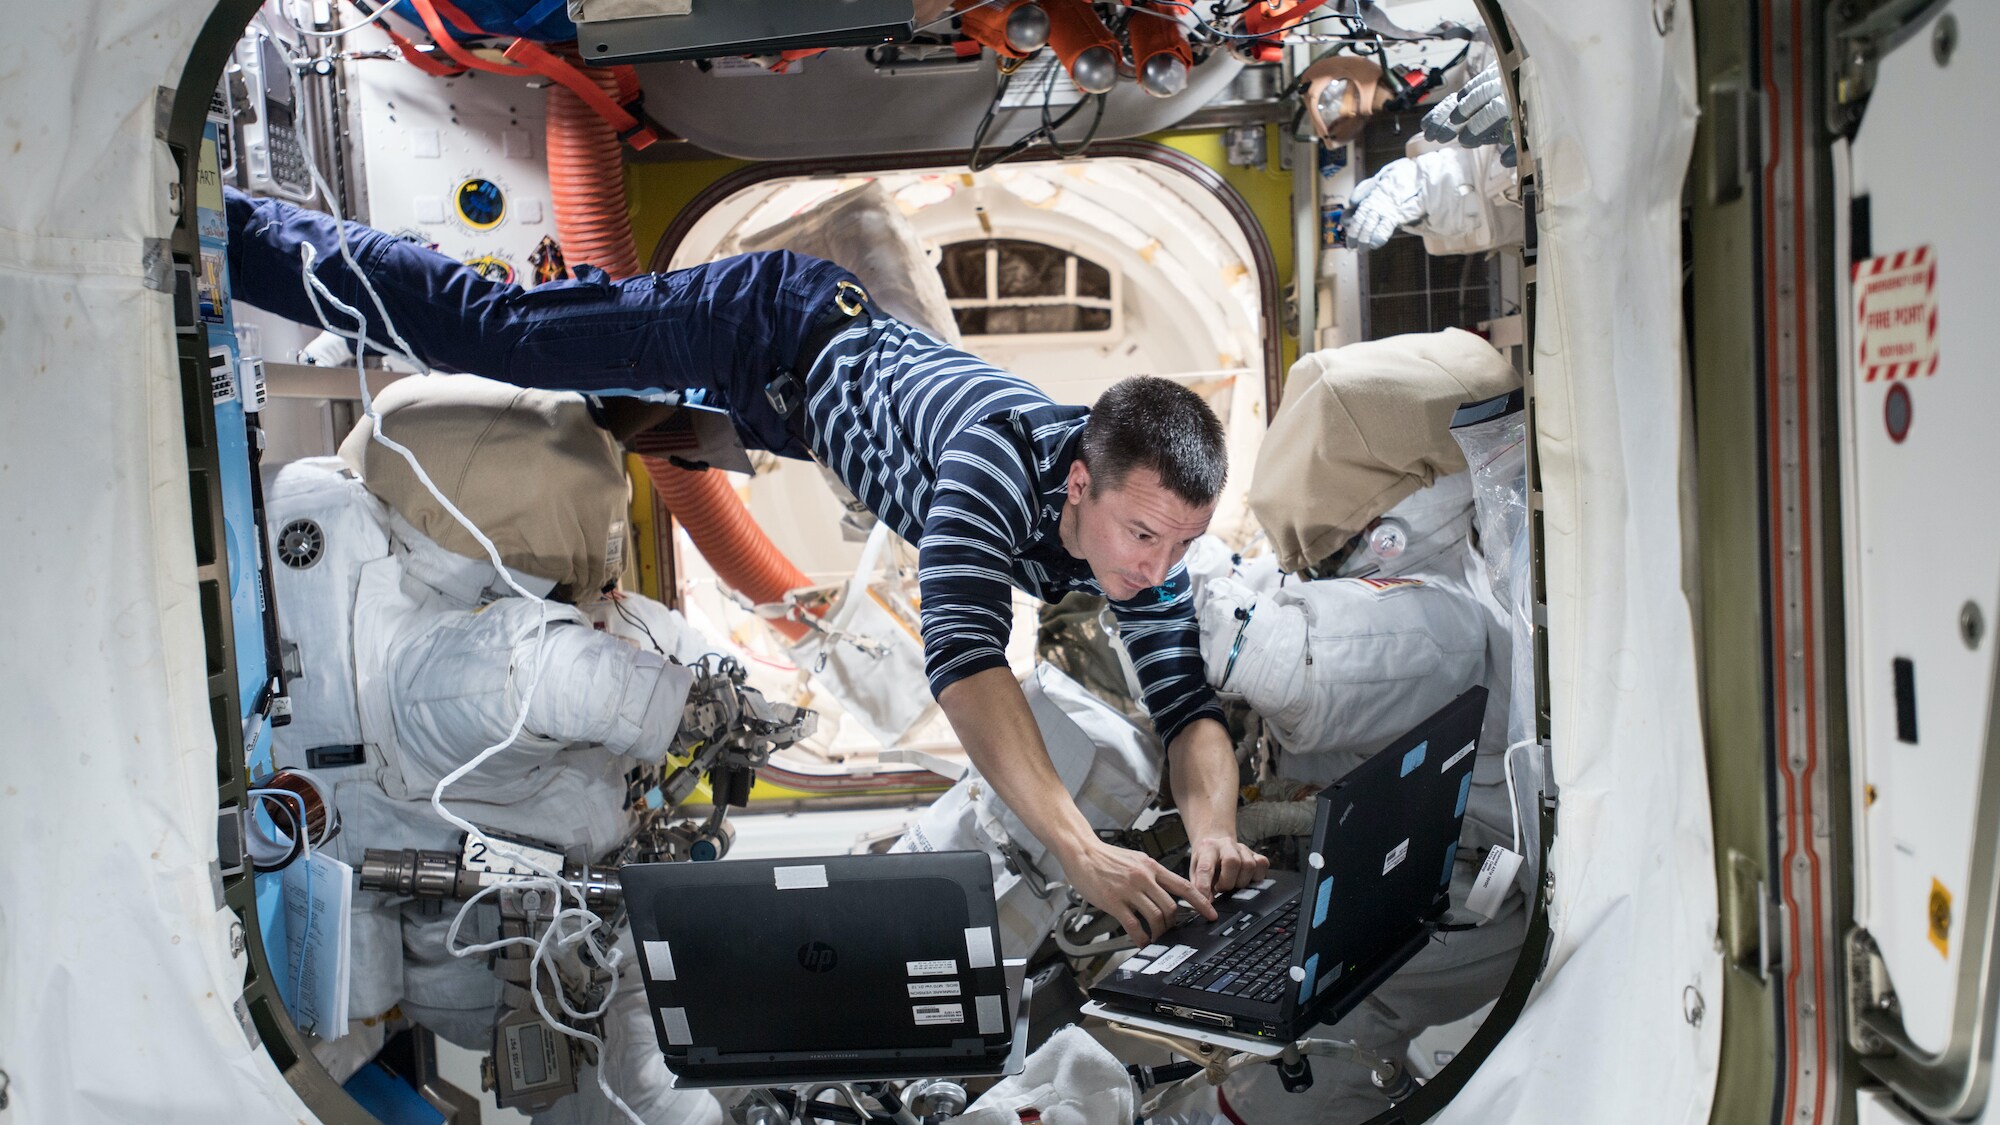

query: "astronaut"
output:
265 373 725 1124
1191 329 1532 1122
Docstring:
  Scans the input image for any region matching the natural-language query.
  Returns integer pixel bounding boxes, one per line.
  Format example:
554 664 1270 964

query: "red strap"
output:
769 47 828 74
405 0 533 76
384 23 466 76
1240 0 1334 38
501 41 659 150
386 0 660 150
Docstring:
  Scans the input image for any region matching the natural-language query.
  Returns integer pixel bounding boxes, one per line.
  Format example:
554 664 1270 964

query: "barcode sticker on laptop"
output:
908 959 957 977
1441 740 1475 774
773 864 828 890
908 981 962 998
1383 838 1410 875
1143 944 1198 975
912 1003 964 1026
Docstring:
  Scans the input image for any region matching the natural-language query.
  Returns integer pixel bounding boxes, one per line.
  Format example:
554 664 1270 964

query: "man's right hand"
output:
1060 836 1216 946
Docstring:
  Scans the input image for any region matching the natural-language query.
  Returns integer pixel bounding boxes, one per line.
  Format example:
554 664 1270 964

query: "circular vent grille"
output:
276 518 325 570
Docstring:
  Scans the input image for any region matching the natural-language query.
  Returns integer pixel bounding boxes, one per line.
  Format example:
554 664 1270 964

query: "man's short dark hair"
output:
1079 376 1228 506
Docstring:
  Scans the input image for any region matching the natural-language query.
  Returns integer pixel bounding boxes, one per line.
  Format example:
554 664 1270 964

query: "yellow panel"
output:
625 453 665 601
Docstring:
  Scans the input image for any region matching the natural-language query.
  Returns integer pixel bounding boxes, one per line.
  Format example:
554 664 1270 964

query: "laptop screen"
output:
1288 687 1487 1010
628 853 1008 1057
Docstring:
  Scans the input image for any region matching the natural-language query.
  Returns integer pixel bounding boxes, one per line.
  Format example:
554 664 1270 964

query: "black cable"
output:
1039 55 1106 159
609 594 667 656
967 55 1100 172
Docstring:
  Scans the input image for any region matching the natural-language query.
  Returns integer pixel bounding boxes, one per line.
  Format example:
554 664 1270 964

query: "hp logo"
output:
797 941 838 973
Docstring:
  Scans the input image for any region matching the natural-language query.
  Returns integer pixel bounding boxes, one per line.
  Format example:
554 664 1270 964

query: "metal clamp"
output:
834 279 869 316
1220 604 1255 689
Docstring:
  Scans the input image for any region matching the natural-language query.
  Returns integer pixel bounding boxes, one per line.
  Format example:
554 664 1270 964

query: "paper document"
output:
279 850 352 1036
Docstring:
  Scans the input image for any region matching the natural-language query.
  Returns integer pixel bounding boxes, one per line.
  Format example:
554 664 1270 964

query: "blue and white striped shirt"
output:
803 314 1224 748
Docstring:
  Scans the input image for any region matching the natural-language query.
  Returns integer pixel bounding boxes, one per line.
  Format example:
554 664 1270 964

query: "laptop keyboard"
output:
1166 901 1299 1004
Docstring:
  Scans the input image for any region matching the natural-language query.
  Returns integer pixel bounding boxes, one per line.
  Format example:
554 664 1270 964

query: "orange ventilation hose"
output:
637 456 812 641
545 65 644 280
545 64 813 640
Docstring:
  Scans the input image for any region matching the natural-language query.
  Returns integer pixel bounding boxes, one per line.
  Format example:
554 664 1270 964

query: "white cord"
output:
283 152 645 1123
1500 737 1536 855
287 0 406 39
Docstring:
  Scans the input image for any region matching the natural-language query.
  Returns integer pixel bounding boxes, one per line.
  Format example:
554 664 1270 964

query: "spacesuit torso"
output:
265 456 698 1023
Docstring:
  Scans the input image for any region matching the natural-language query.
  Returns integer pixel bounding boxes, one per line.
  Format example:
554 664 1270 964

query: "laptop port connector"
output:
1159 1004 1234 1029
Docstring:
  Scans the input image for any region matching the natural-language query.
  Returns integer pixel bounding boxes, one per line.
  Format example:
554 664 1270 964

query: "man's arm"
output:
938 668 1208 944
1168 716 1270 899
919 427 1209 942
1112 570 1267 899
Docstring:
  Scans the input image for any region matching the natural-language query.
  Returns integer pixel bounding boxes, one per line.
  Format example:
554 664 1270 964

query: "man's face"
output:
1063 461 1215 602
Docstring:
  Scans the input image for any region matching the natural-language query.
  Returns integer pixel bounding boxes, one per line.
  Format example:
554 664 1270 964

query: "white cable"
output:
283 154 644 1123
288 0 405 39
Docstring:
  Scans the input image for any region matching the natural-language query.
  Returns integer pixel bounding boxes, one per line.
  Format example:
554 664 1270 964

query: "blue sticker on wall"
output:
1400 741 1428 777
1313 874 1335 928
1441 841 1459 885
1454 772 1473 818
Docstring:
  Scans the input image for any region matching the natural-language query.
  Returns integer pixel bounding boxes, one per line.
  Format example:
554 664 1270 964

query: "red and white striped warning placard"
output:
1852 245 1938 382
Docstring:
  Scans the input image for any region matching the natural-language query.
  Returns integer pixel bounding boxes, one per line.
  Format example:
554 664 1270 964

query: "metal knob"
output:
1139 53 1188 97
1068 45 1118 94
1005 2 1050 51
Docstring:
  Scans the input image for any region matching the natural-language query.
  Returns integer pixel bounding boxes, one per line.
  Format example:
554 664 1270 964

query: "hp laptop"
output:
1091 687 1487 1041
624 851 1020 1087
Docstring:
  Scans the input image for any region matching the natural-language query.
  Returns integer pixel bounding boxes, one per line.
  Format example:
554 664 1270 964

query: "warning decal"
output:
1852 246 1938 382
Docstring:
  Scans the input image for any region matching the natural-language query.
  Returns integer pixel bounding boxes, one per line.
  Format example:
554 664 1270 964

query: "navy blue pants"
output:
224 187 854 455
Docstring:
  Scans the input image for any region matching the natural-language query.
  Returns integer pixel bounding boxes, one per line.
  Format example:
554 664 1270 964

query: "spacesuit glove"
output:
1424 62 1511 149
1345 159 1427 250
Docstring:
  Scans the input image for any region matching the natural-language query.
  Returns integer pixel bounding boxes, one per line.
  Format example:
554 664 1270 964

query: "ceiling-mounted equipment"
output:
1041 0 1119 94
955 0 1050 57
1127 3 1194 98
571 0 918 64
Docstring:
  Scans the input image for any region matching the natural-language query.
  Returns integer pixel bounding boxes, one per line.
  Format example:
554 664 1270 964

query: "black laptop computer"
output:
623 851 1020 1087
1091 687 1487 1042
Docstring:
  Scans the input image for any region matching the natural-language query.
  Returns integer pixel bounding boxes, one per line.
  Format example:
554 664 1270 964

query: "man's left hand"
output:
1187 835 1271 903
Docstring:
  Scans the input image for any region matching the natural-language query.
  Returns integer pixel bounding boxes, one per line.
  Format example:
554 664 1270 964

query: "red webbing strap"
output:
501 40 659 149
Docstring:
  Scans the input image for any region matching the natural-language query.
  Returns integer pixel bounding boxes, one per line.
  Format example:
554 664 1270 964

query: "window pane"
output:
966 305 1116 335
938 242 988 299
993 240 1069 298
1076 258 1112 300
951 306 988 335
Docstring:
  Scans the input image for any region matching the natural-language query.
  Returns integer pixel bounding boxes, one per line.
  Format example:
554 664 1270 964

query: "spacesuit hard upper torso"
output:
1196 474 1508 780
265 457 700 1020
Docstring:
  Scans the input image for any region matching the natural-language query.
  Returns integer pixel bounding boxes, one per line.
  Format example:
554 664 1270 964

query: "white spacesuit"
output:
265 374 725 1124
1194 331 1531 1122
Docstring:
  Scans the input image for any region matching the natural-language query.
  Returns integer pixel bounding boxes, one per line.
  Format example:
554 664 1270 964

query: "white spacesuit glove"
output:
297 328 355 366
1345 159 1426 250
1422 62 1517 167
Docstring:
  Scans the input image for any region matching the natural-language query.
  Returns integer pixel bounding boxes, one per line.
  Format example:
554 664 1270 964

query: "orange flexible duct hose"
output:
637 456 812 641
545 65 643 280
546 65 813 640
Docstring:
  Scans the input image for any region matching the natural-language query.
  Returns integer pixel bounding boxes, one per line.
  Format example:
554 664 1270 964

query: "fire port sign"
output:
1853 246 1938 382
